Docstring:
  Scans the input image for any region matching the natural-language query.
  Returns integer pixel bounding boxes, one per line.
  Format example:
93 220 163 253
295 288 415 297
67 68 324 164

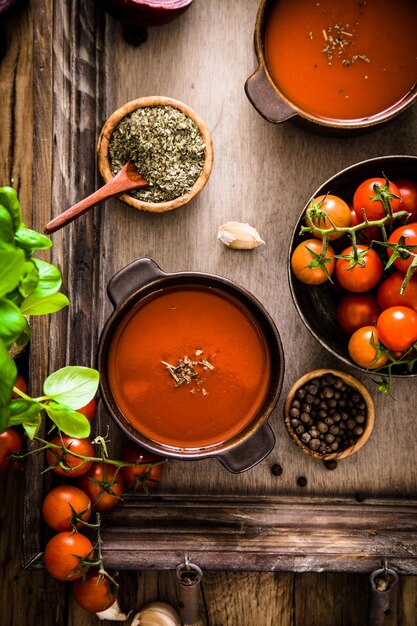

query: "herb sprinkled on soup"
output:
108 287 271 449
264 0 417 121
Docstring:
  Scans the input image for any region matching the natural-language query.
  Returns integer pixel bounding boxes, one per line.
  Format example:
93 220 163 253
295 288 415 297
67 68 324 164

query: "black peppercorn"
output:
271 463 283 476
289 407 300 417
309 438 321 451
300 412 311 424
290 418 300 428
324 460 338 470
297 476 307 487
295 424 305 435
296 388 306 399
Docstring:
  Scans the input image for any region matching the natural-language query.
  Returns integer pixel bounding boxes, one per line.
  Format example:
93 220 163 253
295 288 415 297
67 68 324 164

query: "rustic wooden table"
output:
1 1 417 624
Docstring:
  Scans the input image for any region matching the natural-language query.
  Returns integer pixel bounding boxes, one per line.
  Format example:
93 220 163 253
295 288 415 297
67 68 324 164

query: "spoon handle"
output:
44 168 148 234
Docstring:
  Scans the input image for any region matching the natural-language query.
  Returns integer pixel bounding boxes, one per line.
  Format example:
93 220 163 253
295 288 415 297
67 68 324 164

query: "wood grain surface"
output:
1 0 417 624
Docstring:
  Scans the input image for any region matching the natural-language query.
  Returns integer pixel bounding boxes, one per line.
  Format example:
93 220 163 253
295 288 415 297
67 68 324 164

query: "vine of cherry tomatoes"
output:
291 175 417 374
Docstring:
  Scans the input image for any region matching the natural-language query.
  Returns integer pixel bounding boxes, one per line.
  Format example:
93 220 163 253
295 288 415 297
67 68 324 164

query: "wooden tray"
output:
24 0 417 573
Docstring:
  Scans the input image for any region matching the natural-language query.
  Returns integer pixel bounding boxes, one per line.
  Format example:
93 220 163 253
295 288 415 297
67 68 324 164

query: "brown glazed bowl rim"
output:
284 369 375 461
288 154 417 378
98 262 284 461
252 0 417 130
97 96 214 213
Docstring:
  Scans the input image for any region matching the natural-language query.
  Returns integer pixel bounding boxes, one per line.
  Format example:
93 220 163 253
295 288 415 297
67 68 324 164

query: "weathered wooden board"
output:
23 0 417 577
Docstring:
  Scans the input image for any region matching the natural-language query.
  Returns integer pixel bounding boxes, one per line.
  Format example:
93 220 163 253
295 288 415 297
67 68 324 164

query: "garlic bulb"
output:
217 221 265 250
130 602 181 626
96 598 128 621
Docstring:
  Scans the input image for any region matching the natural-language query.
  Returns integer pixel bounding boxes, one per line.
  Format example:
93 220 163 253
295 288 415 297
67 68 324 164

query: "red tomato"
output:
377 271 417 312
335 245 383 293
77 462 124 511
336 293 380 335
121 445 165 492
46 435 94 477
291 239 335 285
11 373 28 398
42 485 91 532
353 177 401 222
308 194 351 240
0 427 22 471
387 223 417 273
76 398 96 421
44 531 94 581
394 179 417 222
377 306 417 351
348 326 389 369
73 572 116 613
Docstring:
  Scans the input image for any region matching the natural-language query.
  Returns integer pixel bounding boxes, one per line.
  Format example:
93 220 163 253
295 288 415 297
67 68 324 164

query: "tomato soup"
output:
108 286 271 449
264 0 417 121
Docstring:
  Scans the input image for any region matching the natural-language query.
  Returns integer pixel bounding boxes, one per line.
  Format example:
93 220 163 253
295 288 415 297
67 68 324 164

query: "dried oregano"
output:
108 105 206 203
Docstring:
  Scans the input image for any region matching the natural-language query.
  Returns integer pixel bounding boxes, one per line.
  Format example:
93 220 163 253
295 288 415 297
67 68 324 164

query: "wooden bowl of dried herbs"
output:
97 96 213 212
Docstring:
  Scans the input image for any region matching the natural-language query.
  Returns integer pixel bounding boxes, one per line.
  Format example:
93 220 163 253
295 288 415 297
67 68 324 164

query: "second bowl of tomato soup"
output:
98 258 284 472
245 0 417 132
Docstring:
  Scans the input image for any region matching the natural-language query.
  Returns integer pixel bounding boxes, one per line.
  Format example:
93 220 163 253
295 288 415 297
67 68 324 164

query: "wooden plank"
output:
84 495 417 573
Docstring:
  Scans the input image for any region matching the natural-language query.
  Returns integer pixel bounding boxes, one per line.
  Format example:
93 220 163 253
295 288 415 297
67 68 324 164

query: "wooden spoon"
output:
44 161 149 234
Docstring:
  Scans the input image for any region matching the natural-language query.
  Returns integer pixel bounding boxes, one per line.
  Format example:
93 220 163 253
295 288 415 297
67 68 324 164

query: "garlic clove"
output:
96 598 128 621
130 602 181 626
217 221 265 250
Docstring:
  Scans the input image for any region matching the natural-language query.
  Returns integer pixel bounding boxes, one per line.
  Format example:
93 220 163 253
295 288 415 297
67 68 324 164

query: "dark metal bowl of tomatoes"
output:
289 155 417 378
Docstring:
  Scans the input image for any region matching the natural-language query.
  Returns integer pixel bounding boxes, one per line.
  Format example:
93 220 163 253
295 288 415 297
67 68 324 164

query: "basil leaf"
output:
32 259 62 295
9 398 41 423
0 246 25 298
0 187 22 231
43 366 99 409
43 401 91 438
19 260 39 298
20 292 69 315
0 206 14 244
14 225 52 252
0 298 31 348
0 339 16 408
23 413 42 439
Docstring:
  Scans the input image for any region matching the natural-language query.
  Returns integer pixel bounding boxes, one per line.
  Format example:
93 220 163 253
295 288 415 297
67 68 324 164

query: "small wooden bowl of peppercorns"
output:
284 369 375 461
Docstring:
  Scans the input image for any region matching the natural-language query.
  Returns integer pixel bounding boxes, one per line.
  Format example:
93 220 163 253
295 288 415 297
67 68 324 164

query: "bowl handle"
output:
217 421 275 473
107 257 166 307
245 65 296 124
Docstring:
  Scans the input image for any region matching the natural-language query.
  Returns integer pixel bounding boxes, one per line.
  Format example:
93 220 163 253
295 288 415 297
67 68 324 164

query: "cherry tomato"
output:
73 572 116 613
121 445 165 492
291 238 335 285
44 531 94 581
336 293 380 335
335 245 383 293
77 462 124 511
353 177 401 222
76 398 96 422
308 194 351 240
377 271 417 312
348 326 389 369
11 373 28 398
377 306 417 351
394 179 417 222
42 485 91 532
386 223 417 273
0 427 22 471
46 435 94 477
